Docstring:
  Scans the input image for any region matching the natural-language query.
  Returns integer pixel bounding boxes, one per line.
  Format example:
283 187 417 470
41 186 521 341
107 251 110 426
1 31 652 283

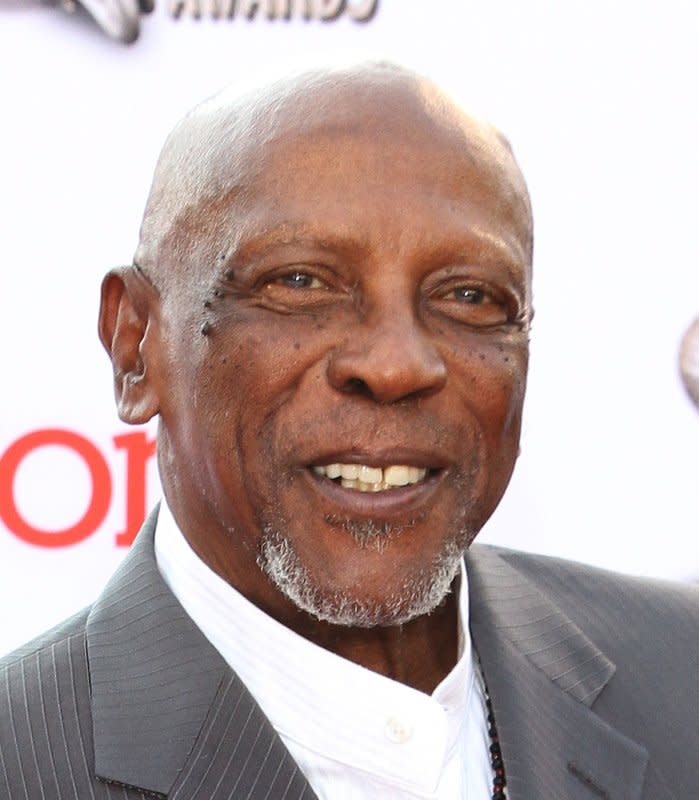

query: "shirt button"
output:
385 716 413 744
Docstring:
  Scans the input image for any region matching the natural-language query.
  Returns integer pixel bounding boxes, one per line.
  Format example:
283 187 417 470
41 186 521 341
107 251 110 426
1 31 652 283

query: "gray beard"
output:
256 518 468 628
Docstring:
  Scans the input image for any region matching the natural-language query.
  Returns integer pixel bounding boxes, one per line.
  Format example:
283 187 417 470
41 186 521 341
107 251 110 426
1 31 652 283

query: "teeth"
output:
384 465 410 486
340 464 360 481
312 463 429 492
407 466 422 483
359 465 382 484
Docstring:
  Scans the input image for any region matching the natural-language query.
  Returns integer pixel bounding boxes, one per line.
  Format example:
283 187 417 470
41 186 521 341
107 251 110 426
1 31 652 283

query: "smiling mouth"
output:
311 463 433 493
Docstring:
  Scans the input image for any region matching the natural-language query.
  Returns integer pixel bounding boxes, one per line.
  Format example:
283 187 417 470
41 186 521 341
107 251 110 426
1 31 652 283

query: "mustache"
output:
323 512 428 552
274 406 468 458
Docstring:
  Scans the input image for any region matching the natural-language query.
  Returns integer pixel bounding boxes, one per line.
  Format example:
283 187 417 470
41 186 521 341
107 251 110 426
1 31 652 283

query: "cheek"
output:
197 311 338 460
446 339 526 520
452 338 528 442
498 348 528 437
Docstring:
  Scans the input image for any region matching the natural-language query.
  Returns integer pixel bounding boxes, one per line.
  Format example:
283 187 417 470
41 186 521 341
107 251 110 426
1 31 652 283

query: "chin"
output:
257 523 467 628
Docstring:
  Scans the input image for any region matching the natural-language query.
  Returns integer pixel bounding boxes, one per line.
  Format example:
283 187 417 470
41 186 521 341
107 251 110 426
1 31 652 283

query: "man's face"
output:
149 105 531 627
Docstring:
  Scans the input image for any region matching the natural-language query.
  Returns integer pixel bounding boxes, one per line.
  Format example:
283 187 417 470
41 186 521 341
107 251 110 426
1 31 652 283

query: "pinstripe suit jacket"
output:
1 511 698 799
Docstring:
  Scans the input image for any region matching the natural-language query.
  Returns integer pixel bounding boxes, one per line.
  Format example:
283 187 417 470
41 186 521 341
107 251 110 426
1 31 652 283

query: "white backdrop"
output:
1 0 698 657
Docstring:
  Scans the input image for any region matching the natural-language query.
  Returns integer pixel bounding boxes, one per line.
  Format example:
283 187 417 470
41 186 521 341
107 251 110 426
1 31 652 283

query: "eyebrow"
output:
228 224 371 265
465 225 526 262
226 220 528 282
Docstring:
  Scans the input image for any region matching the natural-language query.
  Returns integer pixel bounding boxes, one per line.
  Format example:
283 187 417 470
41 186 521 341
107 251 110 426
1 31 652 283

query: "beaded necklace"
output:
482 679 508 800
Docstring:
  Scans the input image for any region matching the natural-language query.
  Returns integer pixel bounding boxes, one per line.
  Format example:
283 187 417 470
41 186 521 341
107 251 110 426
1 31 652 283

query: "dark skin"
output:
99 68 532 694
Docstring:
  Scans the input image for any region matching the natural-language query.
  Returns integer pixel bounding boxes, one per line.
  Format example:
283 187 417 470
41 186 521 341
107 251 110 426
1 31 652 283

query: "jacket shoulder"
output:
472 545 699 718
484 544 699 622
0 608 148 799
0 607 89 669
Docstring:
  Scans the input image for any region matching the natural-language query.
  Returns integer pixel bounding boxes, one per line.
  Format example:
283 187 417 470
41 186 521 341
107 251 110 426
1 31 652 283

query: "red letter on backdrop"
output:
113 431 156 547
0 429 112 548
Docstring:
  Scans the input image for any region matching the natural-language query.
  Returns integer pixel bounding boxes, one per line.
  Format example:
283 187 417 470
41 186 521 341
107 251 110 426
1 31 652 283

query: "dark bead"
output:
482 668 507 800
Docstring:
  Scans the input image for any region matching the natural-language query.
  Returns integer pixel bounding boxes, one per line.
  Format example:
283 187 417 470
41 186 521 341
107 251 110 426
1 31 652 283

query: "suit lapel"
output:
467 545 649 800
86 509 316 800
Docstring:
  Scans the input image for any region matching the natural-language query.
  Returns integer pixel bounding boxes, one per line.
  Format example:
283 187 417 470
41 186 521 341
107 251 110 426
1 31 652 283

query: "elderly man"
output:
1 64 697 800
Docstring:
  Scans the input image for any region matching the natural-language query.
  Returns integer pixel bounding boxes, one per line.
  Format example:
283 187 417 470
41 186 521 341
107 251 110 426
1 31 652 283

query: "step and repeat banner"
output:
1 0 698 656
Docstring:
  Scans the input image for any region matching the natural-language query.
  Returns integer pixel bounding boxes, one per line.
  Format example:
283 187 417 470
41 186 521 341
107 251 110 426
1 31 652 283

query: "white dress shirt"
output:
154 499 493 799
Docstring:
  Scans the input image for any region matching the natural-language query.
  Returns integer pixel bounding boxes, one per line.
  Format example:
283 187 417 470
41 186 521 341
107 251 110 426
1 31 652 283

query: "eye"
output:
431 281 514 328
452 286 487 304
256 265 340 311
278 271 325 290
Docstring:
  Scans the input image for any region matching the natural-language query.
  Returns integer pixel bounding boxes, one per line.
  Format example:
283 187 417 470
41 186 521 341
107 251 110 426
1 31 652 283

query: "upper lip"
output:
302 447 451 470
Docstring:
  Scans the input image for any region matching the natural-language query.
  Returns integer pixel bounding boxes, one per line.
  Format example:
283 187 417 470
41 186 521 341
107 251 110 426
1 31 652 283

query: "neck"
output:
279 587 460 694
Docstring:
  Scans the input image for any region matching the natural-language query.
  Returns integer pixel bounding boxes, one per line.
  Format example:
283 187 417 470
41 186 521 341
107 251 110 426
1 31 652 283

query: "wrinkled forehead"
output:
135 69 532 279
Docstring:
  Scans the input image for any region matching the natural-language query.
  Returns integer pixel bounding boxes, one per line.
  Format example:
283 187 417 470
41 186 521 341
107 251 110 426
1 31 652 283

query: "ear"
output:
98 267 161 425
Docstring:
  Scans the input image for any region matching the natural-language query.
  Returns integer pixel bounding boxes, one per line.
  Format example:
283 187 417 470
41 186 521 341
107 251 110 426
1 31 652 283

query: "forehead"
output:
229 132 525 282
154 77 532 287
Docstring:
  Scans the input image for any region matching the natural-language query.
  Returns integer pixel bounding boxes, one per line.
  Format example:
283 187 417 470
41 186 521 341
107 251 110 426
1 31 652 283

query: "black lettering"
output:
316 0 344 21
238 0 276 17
275 0 313 18
346 0 378 22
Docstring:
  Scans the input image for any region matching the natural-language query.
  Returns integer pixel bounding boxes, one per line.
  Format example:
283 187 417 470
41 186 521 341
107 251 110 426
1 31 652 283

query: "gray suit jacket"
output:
1 511 697 799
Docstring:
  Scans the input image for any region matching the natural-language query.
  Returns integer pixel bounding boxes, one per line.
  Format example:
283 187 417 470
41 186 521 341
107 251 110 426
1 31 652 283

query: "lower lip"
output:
303 468 444 516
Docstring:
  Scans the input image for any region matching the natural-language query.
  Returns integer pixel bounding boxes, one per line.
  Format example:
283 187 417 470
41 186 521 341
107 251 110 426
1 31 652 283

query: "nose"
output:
326 311 448 404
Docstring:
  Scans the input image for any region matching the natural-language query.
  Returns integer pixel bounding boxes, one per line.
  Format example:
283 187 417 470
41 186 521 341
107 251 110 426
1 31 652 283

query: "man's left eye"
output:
452 286 487 304
432 281 513 327
280 272 325 289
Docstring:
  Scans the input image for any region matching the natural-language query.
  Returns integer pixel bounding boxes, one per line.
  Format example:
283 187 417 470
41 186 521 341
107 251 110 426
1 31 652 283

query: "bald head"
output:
134 63 533 282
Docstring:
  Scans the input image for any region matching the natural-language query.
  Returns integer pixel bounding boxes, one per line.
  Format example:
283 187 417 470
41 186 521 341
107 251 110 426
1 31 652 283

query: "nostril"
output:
326 333 447 403
342 377 372 397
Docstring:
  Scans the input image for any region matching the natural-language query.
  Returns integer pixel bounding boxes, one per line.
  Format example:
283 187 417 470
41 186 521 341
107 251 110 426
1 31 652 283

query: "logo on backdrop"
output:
680 316 699 411
0 429 155 549
54 0 379 43
169 0 379 22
